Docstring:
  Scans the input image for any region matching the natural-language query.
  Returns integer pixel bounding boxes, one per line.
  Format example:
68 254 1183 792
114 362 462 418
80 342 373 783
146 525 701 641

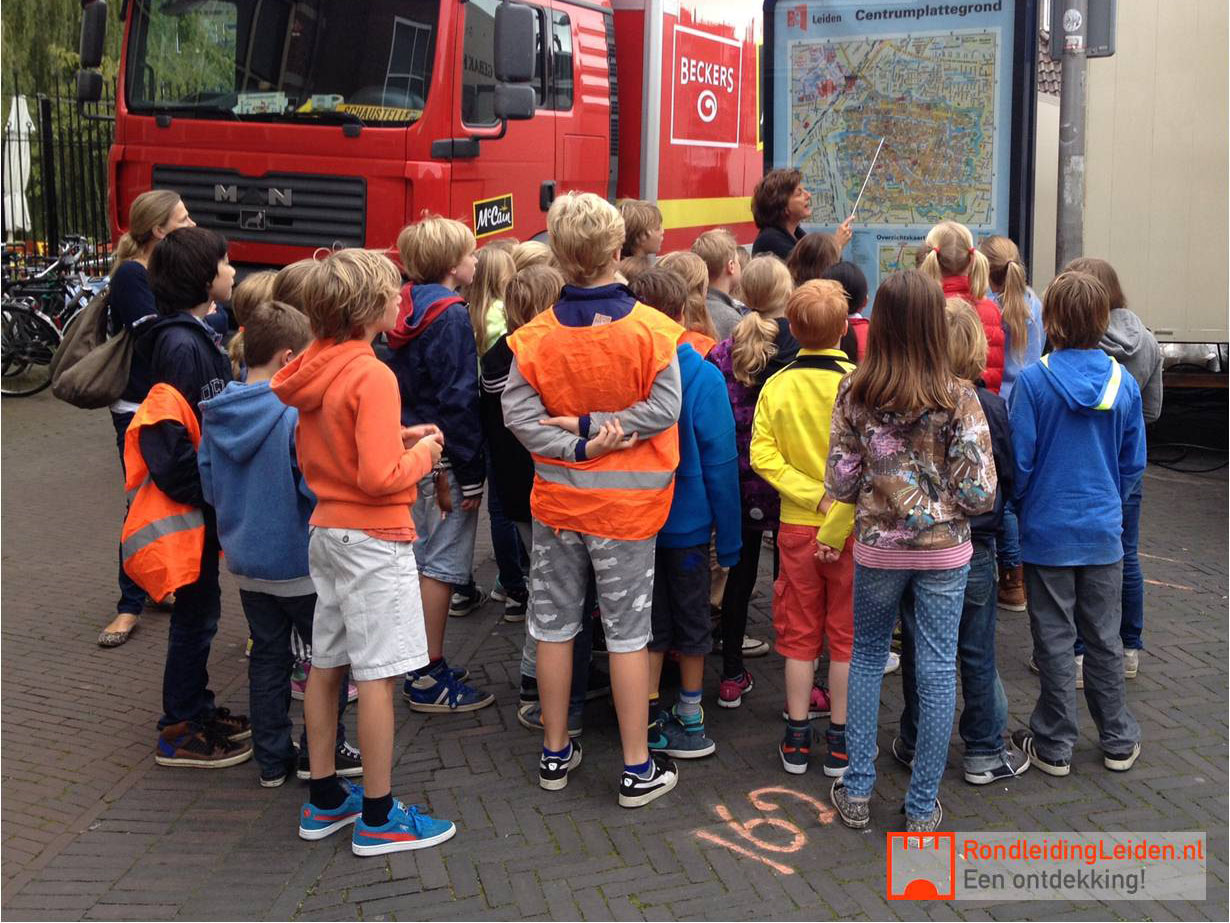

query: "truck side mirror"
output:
494 84 535 121
494 1 535 83
77 69 104 104
79 0 109 69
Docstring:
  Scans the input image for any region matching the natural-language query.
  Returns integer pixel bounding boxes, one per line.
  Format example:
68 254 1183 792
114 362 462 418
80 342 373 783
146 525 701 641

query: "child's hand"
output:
402 424 442 449
460 496 482 512
539 415 581 435
817 495 834 515
836 217 854 250
418 432 444 465
814 541 841 564
585 419 637 458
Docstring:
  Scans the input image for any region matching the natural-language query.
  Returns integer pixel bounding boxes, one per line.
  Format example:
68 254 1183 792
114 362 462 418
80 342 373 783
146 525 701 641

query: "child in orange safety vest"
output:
501 191 684 807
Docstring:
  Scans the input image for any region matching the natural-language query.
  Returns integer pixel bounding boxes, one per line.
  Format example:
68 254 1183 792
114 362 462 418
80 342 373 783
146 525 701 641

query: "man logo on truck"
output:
213 185 293 207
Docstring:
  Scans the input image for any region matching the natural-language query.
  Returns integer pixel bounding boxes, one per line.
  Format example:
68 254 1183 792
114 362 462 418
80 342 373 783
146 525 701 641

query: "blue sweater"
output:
659 343 742 565
198 380 315 595
1009 349 1146 567
992 287 1043 401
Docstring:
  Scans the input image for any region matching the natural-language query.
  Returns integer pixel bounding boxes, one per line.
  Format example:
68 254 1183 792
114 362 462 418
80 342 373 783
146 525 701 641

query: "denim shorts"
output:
411 467 479 585
308 527 430 682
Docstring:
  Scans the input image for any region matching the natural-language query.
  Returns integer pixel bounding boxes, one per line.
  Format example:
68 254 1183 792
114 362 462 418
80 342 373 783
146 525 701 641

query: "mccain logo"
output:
473 193 514 238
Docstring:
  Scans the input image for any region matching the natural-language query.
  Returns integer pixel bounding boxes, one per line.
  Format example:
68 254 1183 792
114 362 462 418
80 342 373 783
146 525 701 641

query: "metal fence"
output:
2 73 115 256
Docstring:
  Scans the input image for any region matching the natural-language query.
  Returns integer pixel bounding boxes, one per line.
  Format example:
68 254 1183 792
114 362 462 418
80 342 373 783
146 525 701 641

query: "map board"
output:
767 1 1035 302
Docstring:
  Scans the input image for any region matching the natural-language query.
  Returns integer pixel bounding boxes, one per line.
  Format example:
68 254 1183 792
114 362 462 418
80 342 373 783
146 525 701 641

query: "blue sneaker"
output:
351 800 457 856
403 662 493 713
298 780 363 840
648 709 716 759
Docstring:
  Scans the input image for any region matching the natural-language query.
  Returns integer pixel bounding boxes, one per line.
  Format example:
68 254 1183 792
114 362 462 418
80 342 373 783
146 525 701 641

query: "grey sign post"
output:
1055 0 1090 273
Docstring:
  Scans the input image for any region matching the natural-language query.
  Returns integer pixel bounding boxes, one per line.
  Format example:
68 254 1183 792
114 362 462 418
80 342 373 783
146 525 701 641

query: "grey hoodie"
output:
1099 309 1163 423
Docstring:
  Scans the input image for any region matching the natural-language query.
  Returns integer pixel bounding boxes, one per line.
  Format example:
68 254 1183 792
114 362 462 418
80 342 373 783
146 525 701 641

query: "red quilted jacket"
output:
943 275 1005 394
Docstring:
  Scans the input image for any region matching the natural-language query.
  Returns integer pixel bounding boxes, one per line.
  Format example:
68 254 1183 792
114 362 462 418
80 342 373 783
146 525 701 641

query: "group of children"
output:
116 185 1156 851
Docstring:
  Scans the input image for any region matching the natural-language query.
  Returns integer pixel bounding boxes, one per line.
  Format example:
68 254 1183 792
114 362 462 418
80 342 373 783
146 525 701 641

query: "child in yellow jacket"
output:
750 280 856 777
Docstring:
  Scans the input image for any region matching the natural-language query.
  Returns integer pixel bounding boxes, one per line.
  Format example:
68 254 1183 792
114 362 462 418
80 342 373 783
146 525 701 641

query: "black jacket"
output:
972 384 1014 541
480 334 533 523
135 312 232 417
751 225 805 261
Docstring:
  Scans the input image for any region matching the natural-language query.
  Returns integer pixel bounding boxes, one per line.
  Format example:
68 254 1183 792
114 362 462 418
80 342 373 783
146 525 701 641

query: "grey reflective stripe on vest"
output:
126 474 152 503
534 462 674 491
121 510 205 561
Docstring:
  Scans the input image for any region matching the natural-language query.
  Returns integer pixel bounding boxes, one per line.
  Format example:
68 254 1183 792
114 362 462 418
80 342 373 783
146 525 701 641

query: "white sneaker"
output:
1124 648 1140 678
883 651 901 675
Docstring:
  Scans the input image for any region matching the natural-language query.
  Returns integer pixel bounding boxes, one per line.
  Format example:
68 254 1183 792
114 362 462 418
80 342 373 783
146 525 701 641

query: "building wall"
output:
1031 0 1228 342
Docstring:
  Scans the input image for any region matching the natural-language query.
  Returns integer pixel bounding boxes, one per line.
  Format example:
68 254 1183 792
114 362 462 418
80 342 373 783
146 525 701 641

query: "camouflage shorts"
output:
527 519 656 653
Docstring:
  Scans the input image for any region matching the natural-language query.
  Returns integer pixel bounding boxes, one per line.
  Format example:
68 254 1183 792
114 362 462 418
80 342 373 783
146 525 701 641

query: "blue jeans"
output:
846 562 969 819
111 411 147 616
899 540 1007 773
159 520 221 729
1074 478 1144 654
997 500 1021 570
240 590 349 775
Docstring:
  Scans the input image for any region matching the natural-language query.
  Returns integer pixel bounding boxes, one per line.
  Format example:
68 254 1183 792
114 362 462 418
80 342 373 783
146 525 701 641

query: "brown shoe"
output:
206 707 252 743
155 722 252 768
998 565 1027 611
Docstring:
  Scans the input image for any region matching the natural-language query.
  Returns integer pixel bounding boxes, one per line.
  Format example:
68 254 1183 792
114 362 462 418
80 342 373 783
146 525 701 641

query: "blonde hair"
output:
731 256 792 386
732 245 751 300
232 300 312 369
980 235 1030 362
917 220 989 301
787 280 848 350
464 245 516 354
227 270 277 375
945 297 988 381
111 190 183 271
504 264 565 332
691 228 738 281
397 215 475 284
618 199 663 257
548 192 625 285
657 250 715 339
301 249 401 342
271 259 316 310
483 237 519 254
512 239 554 272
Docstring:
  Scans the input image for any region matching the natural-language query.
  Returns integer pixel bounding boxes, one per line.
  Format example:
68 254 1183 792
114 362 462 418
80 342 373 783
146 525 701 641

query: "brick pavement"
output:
2 391 1227 920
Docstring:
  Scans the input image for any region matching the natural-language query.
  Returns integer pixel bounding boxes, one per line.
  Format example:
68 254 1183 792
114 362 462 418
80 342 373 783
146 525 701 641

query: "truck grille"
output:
151 167 367 250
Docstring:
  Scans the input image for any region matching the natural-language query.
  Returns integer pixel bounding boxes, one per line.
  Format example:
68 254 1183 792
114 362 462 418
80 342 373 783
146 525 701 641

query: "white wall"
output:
1031 0 1229 342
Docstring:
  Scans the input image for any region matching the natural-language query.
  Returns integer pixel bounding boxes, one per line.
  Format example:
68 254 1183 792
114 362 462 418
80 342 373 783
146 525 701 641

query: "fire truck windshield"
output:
126 0 439 126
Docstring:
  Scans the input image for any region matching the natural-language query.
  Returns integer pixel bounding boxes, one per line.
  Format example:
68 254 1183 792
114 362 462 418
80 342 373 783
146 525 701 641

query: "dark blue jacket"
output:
659 343 742 565
385 283 485 495
1010 349 1146 566
971 383 1014 541
135 311 232 417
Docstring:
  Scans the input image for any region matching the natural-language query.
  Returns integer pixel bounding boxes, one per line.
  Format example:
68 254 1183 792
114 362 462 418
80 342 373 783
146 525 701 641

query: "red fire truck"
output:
78 0 763 266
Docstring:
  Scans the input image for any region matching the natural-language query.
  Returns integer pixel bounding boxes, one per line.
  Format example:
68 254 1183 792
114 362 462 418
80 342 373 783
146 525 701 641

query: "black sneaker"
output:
618 753 678 808
503 586 529 623
780 725 813 775
296 739 364 780
964 743 1031 785
519 674 539 705
1103 742 1141 772
206 707 252 743
585 667 611 701
538 740 583 791
822 727 848 778
891 736 915 769
448 584 489 617
1011 729 1070 776
155 722 252 769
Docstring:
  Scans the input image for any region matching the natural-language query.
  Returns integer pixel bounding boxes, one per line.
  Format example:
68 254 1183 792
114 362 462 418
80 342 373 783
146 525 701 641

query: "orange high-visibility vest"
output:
121 384 205 600
680 329 716 358
509 302 681 541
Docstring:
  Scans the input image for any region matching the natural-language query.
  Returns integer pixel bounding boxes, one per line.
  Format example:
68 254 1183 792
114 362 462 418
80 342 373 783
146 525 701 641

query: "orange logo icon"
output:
886 832 956 900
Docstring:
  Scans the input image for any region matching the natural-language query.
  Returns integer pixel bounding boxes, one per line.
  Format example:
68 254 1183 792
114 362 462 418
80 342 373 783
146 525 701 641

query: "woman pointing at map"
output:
751 167 854 261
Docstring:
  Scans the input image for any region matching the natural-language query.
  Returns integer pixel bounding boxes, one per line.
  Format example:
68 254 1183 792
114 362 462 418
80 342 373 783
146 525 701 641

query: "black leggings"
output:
719 528 778 679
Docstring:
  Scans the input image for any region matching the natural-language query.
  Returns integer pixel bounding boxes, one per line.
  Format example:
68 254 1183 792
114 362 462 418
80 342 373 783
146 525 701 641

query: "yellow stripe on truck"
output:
658 196 753 230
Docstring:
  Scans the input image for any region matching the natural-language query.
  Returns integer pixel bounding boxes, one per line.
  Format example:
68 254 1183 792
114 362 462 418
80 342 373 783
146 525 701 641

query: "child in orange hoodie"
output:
272 249 456 857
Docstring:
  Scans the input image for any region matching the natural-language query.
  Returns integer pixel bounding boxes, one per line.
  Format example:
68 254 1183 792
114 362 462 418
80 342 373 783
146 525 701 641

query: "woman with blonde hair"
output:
915 220 1006 393
463 244 516 355
657 249 717 354
708 255 800 706
98 190 203 648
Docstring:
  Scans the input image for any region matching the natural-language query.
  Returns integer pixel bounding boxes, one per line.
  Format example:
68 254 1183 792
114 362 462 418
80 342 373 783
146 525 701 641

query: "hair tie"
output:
968 246 977 256
931 246 941 255
238 326 245 333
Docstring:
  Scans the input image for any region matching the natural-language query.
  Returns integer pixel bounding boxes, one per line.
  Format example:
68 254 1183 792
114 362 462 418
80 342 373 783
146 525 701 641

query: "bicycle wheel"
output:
1 303 61 397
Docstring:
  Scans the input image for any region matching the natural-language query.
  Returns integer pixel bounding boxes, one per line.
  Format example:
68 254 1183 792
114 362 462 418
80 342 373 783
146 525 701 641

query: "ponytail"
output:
109 233 141 272
731 311 780 386
999 260 1030 361
228 330 246 379
968 248 990 301
917 245 943 285
110 189 184 272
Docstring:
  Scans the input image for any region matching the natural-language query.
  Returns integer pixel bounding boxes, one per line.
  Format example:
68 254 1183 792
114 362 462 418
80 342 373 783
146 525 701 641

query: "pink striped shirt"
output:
853 540 973 571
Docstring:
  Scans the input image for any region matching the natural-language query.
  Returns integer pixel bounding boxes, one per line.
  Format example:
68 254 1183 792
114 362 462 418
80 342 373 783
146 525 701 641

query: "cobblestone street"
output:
2 391 1227 920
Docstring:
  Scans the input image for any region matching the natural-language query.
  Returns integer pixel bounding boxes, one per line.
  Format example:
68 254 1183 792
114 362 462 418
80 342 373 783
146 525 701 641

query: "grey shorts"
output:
650 543 713 655
411 468 479 586
527 519 655 654
308 527 430 682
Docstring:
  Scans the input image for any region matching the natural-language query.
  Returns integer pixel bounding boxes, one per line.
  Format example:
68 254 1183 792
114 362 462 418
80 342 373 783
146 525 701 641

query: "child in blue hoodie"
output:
386 217 495 715
628 268 741 759
199 302 361 787
1008 271 1145 778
